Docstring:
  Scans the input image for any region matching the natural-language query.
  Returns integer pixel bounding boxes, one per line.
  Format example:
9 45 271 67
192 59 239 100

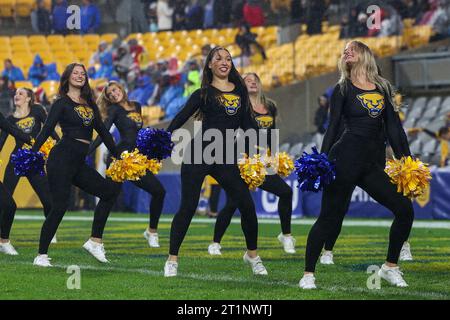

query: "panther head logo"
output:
74 106 94 126
217 93 241 116
127 112 143 128
255 115 274 129
357 93 385 118
16 117 35 134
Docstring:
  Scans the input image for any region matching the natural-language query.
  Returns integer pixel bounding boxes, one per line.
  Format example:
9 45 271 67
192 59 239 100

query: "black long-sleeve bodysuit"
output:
0 105 59 226
31 95 120 254
167 85 259 256
88 102 165 237
304 81 414 272
0 113 33 239
213 103 294 243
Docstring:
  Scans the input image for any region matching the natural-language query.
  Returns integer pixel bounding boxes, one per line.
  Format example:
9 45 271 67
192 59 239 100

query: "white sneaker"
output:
243 252 268 275
33 254 52 267
51 235 57 244
164 260 178 277
320 250 334 265
299 274 317 289
83 239 109 263
0 241 19 255
399 242 413 261
378 264 408 287
277 233 296 254
143 230 160 248
208 243 222 255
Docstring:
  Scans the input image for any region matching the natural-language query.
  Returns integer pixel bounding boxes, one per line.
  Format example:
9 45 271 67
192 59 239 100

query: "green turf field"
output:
1 210 449 300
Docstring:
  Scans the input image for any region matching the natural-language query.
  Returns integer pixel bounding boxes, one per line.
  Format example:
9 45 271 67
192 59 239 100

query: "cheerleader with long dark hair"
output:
164 47 267 277
0 113 33 255
208 72 295 256
0 88 59 246
89 81 166 248
31 63 121 267
299 41 414 289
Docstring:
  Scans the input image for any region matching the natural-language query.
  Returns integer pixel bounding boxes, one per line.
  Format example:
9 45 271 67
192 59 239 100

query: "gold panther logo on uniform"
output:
255 115 274 129
74 106 94 126
357 93 385 118
16 117 35 134
217 93 241 116
127 112 143 127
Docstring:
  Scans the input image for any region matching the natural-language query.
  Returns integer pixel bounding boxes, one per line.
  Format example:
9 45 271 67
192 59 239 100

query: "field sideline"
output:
1 210 449 300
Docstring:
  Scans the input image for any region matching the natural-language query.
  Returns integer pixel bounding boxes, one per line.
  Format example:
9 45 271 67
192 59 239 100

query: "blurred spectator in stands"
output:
243 0 265 27
157 0 174 31
214 0 232 28
306 0 326 35
172 0 187 30
271 0 291 25
235 24 267 67
203 0 215 29
31 0 52 34
408 126 450 167
314 94 329 134
128 39 145 64
419 0 449 41
183 60 201 97
355 12 369 37
185 0 204 30
93 50 114 79
0 76 14 116
89 41 109 67
130 0 149 33
80 0 101 34
2 59 25 82
148 2 159 32
28 55 48 87
231 0 245 26
378 6 404 37
52 0 69 35
45 63 61 82
129 75 155 106
114 43 135 83
391 0 420 19
291 0 302 23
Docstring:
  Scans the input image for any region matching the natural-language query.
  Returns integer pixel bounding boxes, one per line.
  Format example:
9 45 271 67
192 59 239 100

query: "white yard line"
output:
7 261 449 300
15 215 450 229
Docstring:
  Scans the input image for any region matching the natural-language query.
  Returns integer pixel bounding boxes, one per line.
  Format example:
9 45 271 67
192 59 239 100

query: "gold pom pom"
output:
106 149 149 183
146 158 162 175
238 154 267 191
267 152 294 177
385 156 432 198
39 138 56 160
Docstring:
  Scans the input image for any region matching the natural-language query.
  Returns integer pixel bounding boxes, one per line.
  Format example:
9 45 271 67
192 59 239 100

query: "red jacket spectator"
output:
243 1 265 27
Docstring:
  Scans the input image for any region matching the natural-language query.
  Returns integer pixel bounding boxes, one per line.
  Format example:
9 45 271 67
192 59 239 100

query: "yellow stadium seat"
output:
11 44 31 54
16 0 34 17
73 50 91 61
49 42 69 52
40 80 59 99
47 35 65 45
28 35 47 46
100 33 119 44
0 0 16 17
83 34 100 44
10 36 28 45
15 80 34 89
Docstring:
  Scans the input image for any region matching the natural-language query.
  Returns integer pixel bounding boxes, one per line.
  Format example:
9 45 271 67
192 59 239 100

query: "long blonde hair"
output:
243 72 277 117
338 40 399 111
97 81 131 119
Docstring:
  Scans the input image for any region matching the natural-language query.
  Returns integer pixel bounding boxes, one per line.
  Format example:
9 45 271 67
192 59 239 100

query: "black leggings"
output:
0 160 52 235
38 138 120 254
213 174 293 244
0 182 17 239
209 184 222 213
91 169 166 238
169 163 258 256
305 134 414 272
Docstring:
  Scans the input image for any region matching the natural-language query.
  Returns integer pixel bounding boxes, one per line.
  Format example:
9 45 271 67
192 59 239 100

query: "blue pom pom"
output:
136 128 174 160
294 146 336 192
11 148 45 177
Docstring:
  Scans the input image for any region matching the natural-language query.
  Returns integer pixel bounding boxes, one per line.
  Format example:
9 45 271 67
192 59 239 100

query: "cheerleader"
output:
208 72 295 256
0 113 33 255
300 41 414 289
0 88 59 245
89 81 166 248
164 47 267 277
31 63 120 267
